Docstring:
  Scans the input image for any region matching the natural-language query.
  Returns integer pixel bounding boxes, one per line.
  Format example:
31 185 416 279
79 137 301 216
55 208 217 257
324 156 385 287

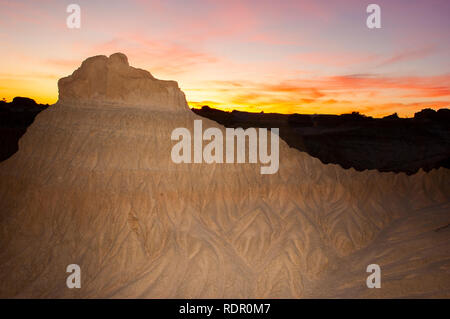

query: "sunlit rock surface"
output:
0 54 449 298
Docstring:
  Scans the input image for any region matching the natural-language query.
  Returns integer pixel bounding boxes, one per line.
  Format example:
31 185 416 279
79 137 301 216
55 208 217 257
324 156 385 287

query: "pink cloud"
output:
88 35 219 76
0 0 62 29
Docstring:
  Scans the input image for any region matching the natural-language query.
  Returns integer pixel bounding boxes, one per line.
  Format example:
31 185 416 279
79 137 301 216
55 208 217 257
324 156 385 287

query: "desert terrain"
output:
0 53 448 298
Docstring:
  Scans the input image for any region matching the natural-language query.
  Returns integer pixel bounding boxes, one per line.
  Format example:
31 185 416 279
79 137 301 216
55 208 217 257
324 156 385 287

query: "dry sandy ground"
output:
0 54 448 298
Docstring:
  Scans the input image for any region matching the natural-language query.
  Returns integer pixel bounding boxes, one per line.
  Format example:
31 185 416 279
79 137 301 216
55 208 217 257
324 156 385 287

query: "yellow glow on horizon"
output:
0 78 58 105
187 100 417 118
190 102 371 116
1 79 445 119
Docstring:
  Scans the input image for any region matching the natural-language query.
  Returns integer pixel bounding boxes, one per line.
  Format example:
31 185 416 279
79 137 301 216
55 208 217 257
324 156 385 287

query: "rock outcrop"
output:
58 53 189 111
0 53 449 298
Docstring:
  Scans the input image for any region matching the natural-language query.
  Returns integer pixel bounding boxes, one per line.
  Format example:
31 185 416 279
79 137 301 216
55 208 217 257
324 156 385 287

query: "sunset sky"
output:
0 0 449 116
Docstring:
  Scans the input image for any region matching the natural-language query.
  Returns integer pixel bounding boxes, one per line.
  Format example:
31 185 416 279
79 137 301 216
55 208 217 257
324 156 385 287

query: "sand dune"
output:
0 53 449 298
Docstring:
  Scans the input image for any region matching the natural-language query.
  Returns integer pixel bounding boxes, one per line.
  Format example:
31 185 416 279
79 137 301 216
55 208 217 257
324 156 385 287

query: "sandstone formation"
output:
0 53 448 298
58 53 189 111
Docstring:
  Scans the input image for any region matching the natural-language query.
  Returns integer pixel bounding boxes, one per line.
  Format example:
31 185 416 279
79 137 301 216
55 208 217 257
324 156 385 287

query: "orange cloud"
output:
186 73 450 117
321 74 450 98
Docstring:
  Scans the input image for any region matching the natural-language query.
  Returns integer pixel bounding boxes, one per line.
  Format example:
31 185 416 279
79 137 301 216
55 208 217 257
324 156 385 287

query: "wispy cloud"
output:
378 45 439 67
89 35 219 76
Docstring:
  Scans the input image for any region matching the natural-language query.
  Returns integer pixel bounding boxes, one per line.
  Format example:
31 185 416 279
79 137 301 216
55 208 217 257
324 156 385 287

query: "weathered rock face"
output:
0 54 449 298
58 53 189 111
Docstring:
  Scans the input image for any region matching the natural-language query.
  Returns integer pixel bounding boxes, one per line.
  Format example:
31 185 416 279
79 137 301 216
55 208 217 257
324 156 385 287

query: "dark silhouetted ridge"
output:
0 97 48 161
193 106 450 174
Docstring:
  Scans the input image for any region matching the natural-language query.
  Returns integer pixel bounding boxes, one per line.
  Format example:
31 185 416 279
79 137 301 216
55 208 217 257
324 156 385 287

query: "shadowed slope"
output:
0 97 48 162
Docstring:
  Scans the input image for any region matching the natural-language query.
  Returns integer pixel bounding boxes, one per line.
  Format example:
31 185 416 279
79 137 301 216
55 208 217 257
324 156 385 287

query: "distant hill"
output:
193 106 450 174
